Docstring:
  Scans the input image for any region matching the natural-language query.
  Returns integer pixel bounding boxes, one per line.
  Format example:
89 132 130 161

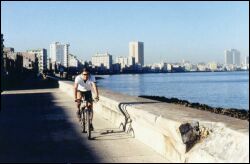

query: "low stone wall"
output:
58 80 249 163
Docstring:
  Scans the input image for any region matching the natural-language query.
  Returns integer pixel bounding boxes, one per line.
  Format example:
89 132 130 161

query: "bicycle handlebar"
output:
75 98 99 103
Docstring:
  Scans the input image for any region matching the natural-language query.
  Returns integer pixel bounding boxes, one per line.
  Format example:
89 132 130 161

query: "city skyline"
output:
3 39 248 66
1 1 249 64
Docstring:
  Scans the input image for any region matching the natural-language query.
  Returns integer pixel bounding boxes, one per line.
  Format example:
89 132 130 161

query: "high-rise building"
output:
232 49 241 66
225 50 233 65
92 52 112 69
27 49 47 73
129 41 144 66
50 42 69 68
225 49 241 66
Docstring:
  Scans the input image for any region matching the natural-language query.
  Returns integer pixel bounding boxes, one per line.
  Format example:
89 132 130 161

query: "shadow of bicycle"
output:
91 128 133 141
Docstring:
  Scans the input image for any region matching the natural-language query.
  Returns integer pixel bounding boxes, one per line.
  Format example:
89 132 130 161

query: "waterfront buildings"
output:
208 62 218 71
197 63 207 71
116 56 135 69
50 42 70 68
129 41 144 66
92 52 112 69
116 56 128 69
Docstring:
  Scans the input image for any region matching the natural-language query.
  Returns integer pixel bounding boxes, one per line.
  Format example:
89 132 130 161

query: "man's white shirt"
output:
75 75 95 92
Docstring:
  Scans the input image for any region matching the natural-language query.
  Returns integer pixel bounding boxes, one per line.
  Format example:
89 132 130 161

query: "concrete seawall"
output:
58 80 249 163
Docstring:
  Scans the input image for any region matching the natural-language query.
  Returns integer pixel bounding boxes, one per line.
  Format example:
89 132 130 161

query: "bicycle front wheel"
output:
86 109 91 140
81 109 86 133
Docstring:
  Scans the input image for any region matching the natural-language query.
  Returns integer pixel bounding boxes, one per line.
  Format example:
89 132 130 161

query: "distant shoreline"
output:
93 70 249 76
139 95 249 121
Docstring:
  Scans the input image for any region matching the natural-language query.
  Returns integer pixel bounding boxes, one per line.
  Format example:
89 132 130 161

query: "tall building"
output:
50 42 69 68
27 49 47 73
225 50 233 65
129 41 144 66
232 49 241 66
92 52 112 69
225 49 241 66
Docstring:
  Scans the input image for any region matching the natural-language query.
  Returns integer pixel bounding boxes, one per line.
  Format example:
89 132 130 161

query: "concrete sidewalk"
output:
0 88 170 163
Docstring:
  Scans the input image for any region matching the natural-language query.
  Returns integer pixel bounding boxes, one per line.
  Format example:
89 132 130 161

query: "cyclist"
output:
74 68 99 131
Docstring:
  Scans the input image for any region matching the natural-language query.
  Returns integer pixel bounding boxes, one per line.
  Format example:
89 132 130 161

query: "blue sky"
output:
1 1 249 64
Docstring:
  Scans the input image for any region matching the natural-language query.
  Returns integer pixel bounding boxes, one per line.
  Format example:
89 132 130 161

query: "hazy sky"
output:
1 1 249 64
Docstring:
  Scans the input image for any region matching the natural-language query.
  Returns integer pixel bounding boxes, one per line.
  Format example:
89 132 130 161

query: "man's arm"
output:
92 82 99 99
74 82 78 100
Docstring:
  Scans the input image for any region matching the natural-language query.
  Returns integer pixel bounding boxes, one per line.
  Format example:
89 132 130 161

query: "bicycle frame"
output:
80 99 92 140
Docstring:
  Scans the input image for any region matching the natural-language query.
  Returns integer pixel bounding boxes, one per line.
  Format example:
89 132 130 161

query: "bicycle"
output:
76 97 98 140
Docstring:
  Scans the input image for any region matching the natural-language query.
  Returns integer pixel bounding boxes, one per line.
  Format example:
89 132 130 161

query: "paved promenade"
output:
0 88 169 163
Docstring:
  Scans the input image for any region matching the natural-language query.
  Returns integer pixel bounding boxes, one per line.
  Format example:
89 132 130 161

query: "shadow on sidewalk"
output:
0 91 103 163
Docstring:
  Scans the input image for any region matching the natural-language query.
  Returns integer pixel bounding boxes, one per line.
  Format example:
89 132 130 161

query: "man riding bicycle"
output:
74 68 99 131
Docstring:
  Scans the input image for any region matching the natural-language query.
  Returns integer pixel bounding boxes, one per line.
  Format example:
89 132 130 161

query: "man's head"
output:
82 68 89 80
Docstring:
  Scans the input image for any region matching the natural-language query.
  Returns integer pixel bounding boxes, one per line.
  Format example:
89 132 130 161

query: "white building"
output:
92 52 112 69
50 42 70 68
197 63 207 71
68 54 78 67
116 57 128 69
208 62 218 71
116 56 135 69
167 64 172 71
129 41 144 66
225 49 241 66
27 49 47 72
183 63 197 72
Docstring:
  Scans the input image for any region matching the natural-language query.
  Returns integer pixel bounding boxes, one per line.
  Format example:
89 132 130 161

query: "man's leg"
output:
76 91 82 121
87 102 94 130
